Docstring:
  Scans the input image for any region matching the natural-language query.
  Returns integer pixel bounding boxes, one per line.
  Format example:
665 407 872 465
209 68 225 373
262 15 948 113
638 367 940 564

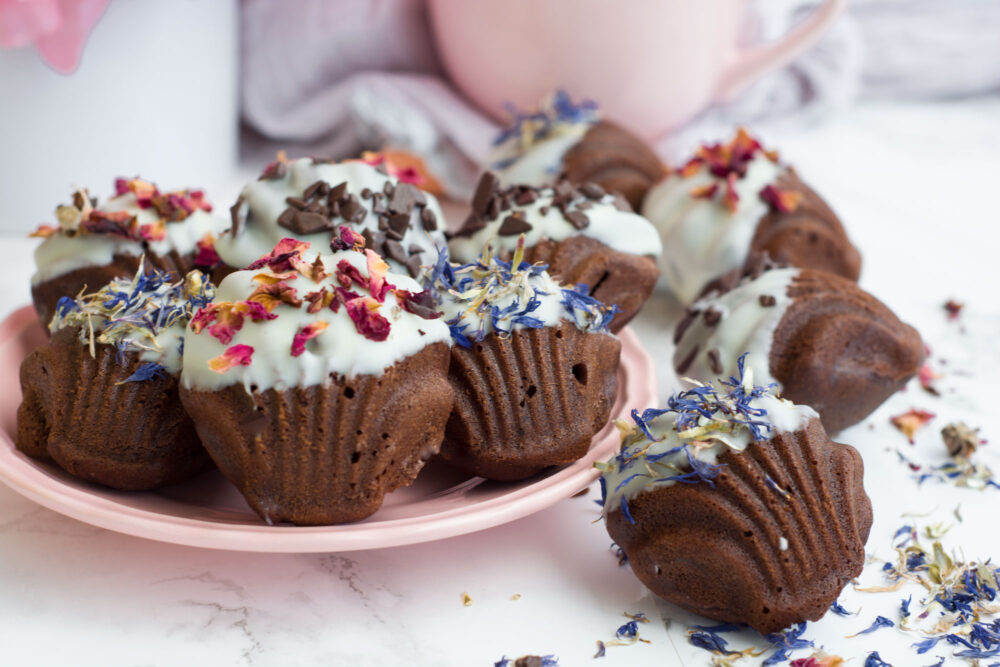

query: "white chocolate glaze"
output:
214 159 446 276
32 191 227 285
489 123 591 189
448 189 662 263
641 154 783 304
181 247 450 393
672 267 798 389
600 379 815 517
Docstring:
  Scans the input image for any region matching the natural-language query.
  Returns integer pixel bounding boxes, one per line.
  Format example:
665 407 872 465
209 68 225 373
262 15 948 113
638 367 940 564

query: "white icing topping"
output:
214 159 446 275
181 248 451 393
32 190 227 285
600 386 815 516
673 267 798 389
448 189 662 263
489 122 591 188
641 154 783 304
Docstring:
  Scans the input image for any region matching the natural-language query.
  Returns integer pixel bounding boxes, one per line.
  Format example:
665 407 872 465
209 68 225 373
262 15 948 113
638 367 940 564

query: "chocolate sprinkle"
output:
703 308 722 326
759 294 777 307
580 183 605 199
498 214 533 236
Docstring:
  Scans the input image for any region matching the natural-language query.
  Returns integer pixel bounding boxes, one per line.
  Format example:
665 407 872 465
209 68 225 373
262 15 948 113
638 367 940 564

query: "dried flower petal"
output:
891 409 936 444
290 321 329 357
759 184 803 213
208 344 254 373
345 296 390 341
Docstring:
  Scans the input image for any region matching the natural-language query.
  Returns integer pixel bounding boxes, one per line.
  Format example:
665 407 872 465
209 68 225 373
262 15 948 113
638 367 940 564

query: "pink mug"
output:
428 0 845 140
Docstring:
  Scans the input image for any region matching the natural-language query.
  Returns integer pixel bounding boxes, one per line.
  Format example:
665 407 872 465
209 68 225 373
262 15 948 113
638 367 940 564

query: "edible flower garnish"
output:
491 90 598 169
891 409 936 444
50 258 213 370
426 237 616 348
31 178 212 242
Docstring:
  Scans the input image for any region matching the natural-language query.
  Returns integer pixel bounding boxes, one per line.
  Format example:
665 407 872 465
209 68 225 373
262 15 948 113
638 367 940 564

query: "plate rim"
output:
0 305 657 553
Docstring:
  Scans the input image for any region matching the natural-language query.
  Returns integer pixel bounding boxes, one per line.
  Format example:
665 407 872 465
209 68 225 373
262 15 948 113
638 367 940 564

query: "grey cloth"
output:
240 0 1000 196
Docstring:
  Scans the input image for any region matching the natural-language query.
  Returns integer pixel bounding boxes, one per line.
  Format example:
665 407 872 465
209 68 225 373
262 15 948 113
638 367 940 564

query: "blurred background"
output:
1 0 999 228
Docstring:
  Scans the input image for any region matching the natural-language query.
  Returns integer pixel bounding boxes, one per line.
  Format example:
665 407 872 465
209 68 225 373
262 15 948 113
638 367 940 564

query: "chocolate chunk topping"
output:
340 196 366 223
676 344 700 375
674 308 698 345
360 228 376 250
498 214 533 236
303 180 328 200
408 244 423 255
383 239 409 265
759 294 777 307
360 187 372 200
387 213 411 237
229 197 246 236
420 207 438 231
564 210 590 230
330 181 348 201
406 255 423 278
611 194 633 212
282 211 335 235
514 189 538 206
389 183 420 213
707 348 723 374
580 183 605 199
703 308 722 326
472 172 500 216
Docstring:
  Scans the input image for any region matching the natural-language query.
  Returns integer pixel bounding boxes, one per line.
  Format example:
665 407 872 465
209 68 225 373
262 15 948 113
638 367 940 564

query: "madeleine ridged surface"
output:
561 121 666 210
16 329 210 490
32 250 200 328
607 418 871 634
442 322 621 481
179 342 453 525
773 270 924 434
524 236 659 333
749 170 861 283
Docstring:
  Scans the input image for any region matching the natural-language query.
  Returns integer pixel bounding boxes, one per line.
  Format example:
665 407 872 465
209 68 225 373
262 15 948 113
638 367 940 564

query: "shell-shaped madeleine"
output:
524 236 660 333
772 270 924 434
442 321 621 481
32 249 202 330
16 329 210 490
561 121 666 211
749 170 861 283
179 342 453 525
607 418 871 634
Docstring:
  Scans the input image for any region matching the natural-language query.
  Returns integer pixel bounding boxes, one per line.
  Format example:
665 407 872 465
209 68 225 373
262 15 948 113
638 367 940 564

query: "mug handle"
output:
714 0 846 102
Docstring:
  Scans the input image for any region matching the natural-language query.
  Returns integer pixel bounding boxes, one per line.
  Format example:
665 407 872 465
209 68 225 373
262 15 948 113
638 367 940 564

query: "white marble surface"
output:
2 97 1000 666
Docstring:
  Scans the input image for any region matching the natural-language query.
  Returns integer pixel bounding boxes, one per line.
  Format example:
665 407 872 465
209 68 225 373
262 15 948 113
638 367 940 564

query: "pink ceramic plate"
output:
0 306 658 553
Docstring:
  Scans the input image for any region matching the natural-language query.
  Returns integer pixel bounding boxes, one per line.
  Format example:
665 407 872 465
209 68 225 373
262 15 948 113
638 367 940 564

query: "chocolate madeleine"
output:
181 344 451 524
600 365 871 634
30 178 228 328
429 239 620 481
487 91 665 209
674 266 924 434
642 128 860 304
449 174 661 333
180 233 452 525
17 266 215 490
